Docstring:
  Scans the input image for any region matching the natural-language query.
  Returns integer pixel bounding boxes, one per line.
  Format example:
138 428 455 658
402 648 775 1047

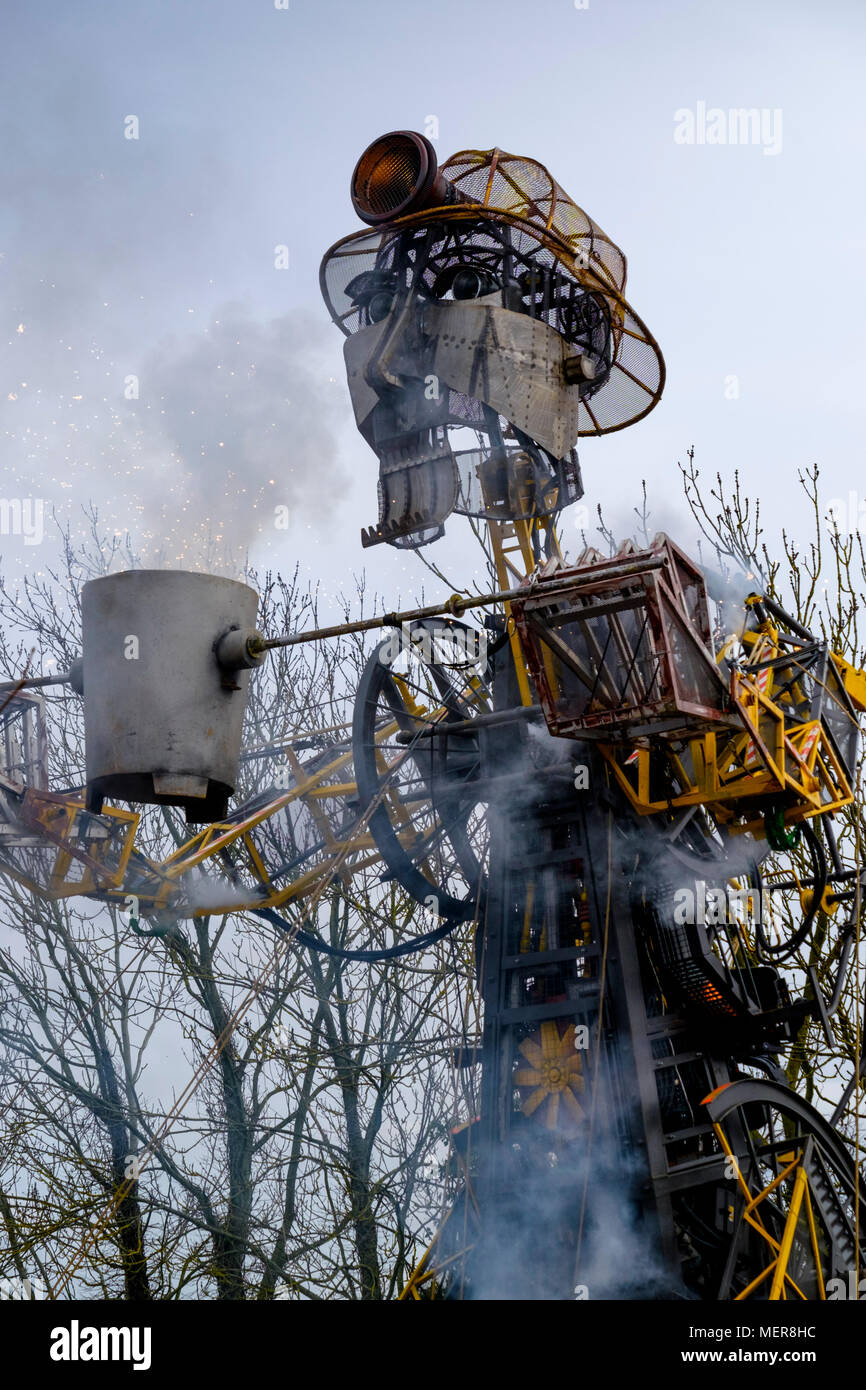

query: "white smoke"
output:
115 306 351 576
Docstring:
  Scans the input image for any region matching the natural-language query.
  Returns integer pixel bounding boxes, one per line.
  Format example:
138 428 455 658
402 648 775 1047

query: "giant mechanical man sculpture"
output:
0 130 864 1301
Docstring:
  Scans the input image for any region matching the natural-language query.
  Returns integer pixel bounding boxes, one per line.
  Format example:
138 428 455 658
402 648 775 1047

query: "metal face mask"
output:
321 132 665 549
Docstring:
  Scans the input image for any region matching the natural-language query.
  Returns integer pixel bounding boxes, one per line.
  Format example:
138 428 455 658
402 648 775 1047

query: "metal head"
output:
321 133 665 549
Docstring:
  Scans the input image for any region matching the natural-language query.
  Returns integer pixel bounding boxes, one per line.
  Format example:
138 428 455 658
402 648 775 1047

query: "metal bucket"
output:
80 570 261 822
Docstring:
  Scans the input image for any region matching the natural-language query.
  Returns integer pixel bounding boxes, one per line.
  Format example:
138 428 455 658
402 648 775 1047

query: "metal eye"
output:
345 270 400 324
431 264 498 301
367 291 395 323
451 267 495 300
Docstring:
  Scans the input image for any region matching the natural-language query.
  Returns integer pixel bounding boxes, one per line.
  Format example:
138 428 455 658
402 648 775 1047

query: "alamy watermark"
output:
827 490 866 536
1 1273 47 1300
0 497 44 546
826 1270 866 1299
379 622 487 668
673 880 764 925
674 102 782 156
50 1321 151 1370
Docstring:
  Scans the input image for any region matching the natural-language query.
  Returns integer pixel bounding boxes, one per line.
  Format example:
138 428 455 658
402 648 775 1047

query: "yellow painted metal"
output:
519 881 536 954
830 652 866 712
710 1120 826 1301
4 790 140 900
515 1021 586 1130
802 1184 827 1301
0 501 537 921
800 882 842 919
397 1158 479 1299
3 495 860 949
398 1230 476 1300
1 650 490 919
487 516 544 708
768 1161 809 1300
126 719 411 913
602 637 854 829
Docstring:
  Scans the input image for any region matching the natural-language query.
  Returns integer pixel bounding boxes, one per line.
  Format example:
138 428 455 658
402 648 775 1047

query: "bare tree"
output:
0 516 479 1300
679 454 865 1151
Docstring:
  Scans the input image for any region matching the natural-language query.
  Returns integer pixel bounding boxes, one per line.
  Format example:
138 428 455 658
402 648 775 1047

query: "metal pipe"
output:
254 558 668 653
759 595 816 643
1 555 665 682
826 928 856 1016
254 597 487 651
0 671 72 693
396 703 544 741
764 867 864 892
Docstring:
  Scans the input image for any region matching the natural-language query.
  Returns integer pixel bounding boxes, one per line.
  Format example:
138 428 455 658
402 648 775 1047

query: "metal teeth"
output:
360 513 430 548
379 432 451 473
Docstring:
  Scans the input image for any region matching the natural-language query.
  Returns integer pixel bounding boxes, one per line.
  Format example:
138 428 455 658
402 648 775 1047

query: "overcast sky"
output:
2 0 864 622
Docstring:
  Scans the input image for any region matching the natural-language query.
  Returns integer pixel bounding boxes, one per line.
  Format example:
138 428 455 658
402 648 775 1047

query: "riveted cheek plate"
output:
423 301 580 460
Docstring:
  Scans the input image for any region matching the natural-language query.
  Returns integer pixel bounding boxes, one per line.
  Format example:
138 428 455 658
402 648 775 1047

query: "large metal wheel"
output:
352 617 492 921
700 1078 865 1300
634 803 851 1024
656 801 767 882
753 821 829 962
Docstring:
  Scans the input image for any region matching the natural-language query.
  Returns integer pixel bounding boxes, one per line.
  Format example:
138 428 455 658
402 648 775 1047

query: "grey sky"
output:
2 0 864 620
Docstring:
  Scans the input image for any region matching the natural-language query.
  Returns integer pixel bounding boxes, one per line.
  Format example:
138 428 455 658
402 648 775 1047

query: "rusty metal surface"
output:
512 536 729 740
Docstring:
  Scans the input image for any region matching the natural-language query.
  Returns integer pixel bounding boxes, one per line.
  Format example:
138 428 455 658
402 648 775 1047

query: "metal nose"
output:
362 291 418 395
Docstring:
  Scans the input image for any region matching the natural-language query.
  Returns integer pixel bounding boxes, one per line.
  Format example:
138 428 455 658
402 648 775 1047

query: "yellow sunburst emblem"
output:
514 1021 586 1130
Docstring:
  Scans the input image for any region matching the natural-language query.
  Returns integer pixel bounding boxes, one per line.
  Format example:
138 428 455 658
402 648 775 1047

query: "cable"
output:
252 904 460 962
